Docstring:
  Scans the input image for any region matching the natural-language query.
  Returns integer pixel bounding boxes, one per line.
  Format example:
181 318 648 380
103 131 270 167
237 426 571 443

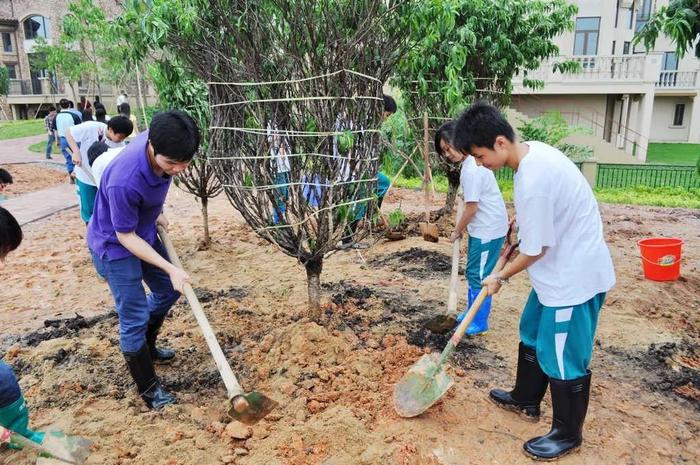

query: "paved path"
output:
0 134 78 225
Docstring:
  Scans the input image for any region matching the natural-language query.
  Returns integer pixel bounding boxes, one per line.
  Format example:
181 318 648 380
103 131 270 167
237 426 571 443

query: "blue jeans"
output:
90 241 180 353
0 362 21 408
59 136 74 174
46 134 55 158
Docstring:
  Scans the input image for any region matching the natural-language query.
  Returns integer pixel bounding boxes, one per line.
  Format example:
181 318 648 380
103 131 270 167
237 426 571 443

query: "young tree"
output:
634 0 700 58
0 65 9 120
391 0 579 214
124 0 411 321
149 60 222 247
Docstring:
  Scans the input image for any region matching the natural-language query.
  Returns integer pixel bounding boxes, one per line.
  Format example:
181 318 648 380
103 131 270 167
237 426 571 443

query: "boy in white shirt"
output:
87 142 125 188
66 116 133 223
435 120 508 335
453 101 615 460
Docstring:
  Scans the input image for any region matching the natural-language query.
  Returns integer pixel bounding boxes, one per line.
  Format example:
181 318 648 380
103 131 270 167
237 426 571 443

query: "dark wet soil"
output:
369 247 461 279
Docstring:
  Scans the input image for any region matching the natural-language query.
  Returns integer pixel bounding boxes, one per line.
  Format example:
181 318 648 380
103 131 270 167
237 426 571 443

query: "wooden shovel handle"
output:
157 226 244 399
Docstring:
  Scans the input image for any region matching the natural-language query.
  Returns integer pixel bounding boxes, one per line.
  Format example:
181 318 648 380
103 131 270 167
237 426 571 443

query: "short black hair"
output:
453 101 515 153
87 141 109 167
0 168 12 184
95 107 107 123
68 100 75 108
48 106 56 112
149 110 200 162
0 206 22 260
434 120 456 158
119 102 131 116
59 99 70 109
383 94 397 114
107 115 133 137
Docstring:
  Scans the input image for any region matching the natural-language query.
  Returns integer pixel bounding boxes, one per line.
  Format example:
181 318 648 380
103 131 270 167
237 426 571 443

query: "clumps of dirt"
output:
642 341 700 408
195 286 249 303
21 312 117 347
370 247 460 279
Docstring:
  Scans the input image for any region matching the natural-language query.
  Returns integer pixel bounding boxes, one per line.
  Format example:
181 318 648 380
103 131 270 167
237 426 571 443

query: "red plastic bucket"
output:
637 237 683 281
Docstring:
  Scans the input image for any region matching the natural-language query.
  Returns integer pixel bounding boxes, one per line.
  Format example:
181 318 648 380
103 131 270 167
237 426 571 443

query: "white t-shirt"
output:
460 156 508 242
70 122 125 186
514 141 615 307
91 147 125 188
267 123 291 173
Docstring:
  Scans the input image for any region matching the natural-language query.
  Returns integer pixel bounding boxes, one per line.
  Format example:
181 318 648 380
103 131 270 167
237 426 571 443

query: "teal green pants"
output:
466 235 505 289
520 289 606 380
76 179 97 224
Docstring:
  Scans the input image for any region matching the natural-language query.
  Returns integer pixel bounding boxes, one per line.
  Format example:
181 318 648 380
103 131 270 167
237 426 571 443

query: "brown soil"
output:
0 163 68 198
0 185 699 465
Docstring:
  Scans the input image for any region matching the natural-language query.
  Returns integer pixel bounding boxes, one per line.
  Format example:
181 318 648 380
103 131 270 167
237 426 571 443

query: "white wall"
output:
511 94 609 135
650 96 693 142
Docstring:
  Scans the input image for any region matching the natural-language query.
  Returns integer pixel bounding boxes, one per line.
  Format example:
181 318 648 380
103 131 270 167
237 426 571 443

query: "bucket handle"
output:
640 255 682 266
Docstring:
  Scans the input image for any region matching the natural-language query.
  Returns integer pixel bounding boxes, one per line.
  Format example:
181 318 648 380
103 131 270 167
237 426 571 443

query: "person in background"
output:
87 141 125 189
43 106 57 160
435 120 508 335
116 91 128 113
52 99 81 182
67 101 83 123
94 103 109 123
66 116 133 223
119 102 139 139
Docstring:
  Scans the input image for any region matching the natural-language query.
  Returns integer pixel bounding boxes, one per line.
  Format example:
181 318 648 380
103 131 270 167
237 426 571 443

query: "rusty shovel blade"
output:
228 392 279 425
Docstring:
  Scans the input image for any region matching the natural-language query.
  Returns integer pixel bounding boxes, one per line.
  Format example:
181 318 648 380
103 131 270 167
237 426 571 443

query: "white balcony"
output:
655 70 698 89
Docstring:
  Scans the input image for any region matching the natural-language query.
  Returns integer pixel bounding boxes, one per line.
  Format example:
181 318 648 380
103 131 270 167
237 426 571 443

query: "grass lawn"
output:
393 175 699 209
646 143 700 165
28 139 60 156
0 119 46 140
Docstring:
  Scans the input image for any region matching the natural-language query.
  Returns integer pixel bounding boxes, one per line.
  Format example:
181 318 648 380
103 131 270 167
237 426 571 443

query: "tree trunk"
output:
444 177 459 214
135 65 148 126
201 197 210 247
305 257 323 322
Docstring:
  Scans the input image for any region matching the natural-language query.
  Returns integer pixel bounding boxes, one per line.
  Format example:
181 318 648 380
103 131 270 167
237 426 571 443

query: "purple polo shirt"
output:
87 130 172 260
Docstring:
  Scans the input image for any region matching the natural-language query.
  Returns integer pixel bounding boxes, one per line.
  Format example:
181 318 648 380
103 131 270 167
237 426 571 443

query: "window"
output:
663 52 678 71
635 0 653 33
623 41 631 54
5 64 16 79
673 104 685 126
574 17 600 56
2 33 11 53
23 16 50 40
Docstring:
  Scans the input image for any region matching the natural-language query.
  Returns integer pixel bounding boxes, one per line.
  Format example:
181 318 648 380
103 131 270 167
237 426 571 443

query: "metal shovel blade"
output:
40 432 92 464
423 314 457 334
393 353 454 418
228 392 279 425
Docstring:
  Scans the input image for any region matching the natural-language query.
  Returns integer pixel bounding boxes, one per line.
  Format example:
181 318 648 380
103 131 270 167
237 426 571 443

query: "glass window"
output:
2 33 12 53
673 104 685 126
573 17 600 56
663 52 678 71
635 0 653 32
623 41 631 55
6 64 16 79
23 16 50 40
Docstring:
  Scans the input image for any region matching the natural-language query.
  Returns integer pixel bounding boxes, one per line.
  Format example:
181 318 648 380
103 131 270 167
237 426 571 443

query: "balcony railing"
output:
655 70 698 89
8 78 65 96
516 55 649 84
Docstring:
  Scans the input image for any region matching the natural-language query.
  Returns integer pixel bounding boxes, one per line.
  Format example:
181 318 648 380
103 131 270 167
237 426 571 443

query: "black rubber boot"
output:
523 371 591 461
489 343 549 421
146 318 175 363
123 344 176 410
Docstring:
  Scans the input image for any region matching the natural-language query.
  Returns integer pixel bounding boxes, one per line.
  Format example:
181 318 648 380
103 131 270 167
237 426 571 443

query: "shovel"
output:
424 222 517 334
157 226 278 424
0 426 92 464
393 239 518 418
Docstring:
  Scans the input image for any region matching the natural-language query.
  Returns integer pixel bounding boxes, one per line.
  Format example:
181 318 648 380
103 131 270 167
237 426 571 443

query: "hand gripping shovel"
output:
0 426 92 464
393 237 519 418
158 226 278 424
424 221 517 334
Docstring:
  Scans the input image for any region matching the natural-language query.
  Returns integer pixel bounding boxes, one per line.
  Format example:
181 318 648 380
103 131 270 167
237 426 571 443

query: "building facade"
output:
0 0 152 120
511 0 700 162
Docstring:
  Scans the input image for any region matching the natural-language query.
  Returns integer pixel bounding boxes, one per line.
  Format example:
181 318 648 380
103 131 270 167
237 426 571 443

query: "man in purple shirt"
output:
87 110 199 410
